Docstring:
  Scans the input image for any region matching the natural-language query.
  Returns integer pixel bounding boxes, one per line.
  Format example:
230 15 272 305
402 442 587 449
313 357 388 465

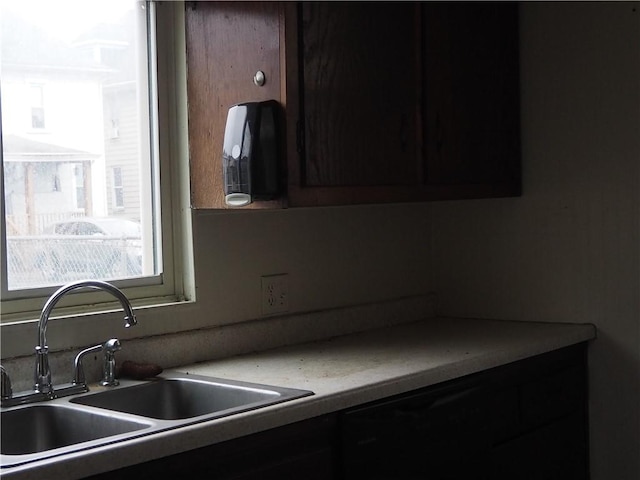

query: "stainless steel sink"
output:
0 404 152 466
1 404 149 455
71 374 294 420
1 371 313 469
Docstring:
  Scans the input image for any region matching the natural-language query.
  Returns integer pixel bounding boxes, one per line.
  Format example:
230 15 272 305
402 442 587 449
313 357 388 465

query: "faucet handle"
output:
72 343 103 386
1 365 12 400
72 338 122 388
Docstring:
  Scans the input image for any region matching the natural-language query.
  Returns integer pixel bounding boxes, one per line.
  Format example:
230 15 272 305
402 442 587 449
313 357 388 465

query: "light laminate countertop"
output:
2 317 596 480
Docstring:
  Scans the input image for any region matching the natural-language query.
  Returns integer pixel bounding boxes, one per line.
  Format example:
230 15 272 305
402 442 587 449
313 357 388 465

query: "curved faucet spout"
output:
35 280 137 394
37 280 136 348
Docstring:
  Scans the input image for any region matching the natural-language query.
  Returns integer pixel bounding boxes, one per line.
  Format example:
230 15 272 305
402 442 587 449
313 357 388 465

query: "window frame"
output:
0 2 194 343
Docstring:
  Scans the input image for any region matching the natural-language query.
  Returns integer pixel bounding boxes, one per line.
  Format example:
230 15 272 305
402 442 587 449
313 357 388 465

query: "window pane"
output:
112 166 125 209
29 85 45 128
1 0 160 289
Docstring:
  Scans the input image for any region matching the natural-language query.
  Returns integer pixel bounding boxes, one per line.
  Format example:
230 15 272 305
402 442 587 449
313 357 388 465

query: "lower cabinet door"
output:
340 381 493 480
491 410 589 480
225 447 335 480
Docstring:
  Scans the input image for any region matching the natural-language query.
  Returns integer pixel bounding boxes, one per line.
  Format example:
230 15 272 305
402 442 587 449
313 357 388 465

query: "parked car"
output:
36 217 143 280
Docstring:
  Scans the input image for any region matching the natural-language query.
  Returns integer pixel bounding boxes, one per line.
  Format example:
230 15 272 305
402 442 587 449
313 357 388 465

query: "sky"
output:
0 0 137 42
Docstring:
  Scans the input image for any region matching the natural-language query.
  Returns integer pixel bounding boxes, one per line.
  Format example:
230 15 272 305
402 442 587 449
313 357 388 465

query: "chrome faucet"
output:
35 280 136 395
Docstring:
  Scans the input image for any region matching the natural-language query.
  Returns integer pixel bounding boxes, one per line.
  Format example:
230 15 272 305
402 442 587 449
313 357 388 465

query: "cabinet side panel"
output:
186 2 282 208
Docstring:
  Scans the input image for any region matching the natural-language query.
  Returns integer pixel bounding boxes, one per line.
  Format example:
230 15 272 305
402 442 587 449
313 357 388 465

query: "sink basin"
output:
71 373 312 420
0 404 151 465
1 372 312 469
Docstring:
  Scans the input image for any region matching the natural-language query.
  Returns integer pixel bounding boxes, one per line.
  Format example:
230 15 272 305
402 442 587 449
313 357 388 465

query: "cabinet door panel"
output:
300 2 420 187
423 2 521 191
226 447 334 480
491 411 589 480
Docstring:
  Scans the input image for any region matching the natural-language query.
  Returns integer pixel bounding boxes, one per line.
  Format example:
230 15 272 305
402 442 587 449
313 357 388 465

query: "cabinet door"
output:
491 412 589 480
186 1 285 209
83 415 337 480
224 447 335 480
299 2 420 187
489 344 590 480
286 2 423 206
287 2 520 206
423 2 521 198
340 380 493 480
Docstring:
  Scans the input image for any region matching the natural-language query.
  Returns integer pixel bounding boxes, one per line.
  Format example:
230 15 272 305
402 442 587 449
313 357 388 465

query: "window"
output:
111 166 125 210
73 164 85 210
29 84 45 129
0 1 191 324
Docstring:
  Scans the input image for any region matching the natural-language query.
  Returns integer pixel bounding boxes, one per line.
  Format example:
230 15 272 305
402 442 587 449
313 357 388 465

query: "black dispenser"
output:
222 100 281 207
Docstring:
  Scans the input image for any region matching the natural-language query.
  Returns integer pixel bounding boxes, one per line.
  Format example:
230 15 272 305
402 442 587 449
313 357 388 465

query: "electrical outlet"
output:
261 273 289 316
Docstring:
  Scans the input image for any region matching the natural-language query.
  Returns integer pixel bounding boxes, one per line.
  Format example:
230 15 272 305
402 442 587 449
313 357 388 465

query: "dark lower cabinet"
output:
340 381 494 480
84 344 588 480
492 411 589 480
489 347 590 480
85 415 338 480
339 343 589 480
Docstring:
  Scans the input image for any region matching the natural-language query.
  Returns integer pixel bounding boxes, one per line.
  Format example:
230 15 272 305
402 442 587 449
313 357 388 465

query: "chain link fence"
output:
6 235 142 289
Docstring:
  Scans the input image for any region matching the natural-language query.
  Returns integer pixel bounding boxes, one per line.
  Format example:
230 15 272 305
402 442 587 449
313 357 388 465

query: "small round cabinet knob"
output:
253 70 266 87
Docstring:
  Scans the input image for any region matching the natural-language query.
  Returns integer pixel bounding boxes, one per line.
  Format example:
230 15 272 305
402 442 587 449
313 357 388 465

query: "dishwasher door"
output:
339 379 493 480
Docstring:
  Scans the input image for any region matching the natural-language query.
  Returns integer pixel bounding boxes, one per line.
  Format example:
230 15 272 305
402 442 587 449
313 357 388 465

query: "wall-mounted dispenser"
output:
222 100 281 207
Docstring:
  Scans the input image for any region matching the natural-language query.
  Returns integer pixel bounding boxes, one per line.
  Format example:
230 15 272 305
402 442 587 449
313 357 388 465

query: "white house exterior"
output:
1 5 142 235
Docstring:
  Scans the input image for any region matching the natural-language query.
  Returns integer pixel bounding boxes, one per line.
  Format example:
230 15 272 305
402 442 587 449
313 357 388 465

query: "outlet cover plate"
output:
261 274 289 316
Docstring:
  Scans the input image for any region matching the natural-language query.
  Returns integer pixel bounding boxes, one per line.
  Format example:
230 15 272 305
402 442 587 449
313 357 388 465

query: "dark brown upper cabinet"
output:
422 2 521 199
285 2 425 207
186 2 521 209
299 3 420 187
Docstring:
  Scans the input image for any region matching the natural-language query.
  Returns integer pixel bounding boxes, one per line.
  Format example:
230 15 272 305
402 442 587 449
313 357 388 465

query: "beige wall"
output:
431 3 640 479
0 203 435 360
191 203 434 322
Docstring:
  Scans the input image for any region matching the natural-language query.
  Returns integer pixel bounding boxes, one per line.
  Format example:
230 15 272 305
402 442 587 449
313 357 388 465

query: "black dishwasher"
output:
339 376 493 480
